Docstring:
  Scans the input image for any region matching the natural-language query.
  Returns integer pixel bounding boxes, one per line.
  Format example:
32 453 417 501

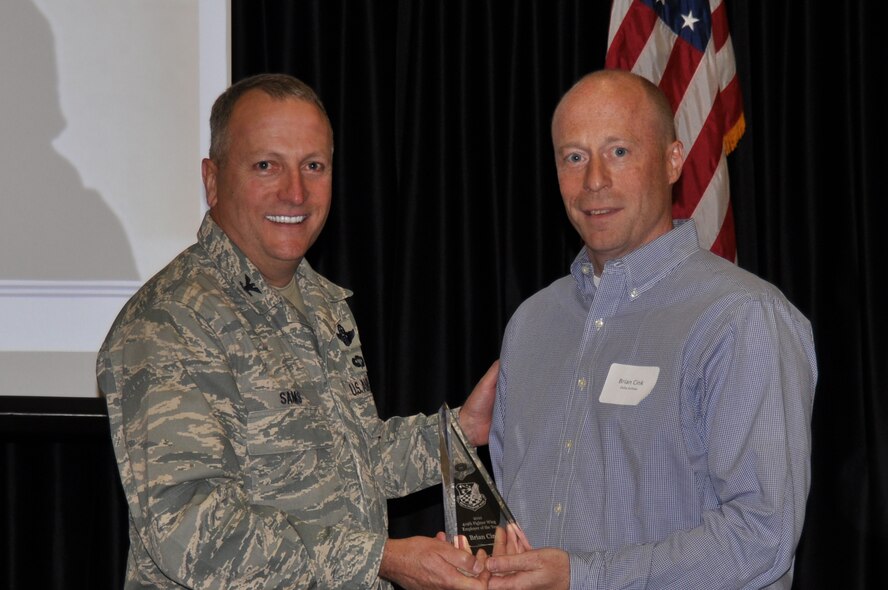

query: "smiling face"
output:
202 90 333 287
552 72 684 274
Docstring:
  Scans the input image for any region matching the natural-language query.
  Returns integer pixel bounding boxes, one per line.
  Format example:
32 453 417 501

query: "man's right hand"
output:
379 536 488 590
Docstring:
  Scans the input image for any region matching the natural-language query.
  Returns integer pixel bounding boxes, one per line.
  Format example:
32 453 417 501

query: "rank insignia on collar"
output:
240 274 261 296
336 323 355 346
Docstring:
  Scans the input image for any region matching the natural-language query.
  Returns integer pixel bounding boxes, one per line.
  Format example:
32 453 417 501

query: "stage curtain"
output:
0 397 128 590
232 1 888 587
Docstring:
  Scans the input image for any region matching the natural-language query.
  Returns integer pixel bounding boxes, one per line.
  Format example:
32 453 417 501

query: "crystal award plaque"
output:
438 403 519 554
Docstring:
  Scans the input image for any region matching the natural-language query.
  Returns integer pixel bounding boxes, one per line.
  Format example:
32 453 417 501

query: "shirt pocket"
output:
245 404 342 520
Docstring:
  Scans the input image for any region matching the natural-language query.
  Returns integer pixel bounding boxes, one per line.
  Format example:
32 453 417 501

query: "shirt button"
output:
564 439 573 452
594 318 604 330
554 503 563 514
581 265 591 275
630 288 639 299
577 378 587 389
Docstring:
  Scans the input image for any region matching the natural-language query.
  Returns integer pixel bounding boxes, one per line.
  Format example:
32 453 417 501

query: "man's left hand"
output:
486 548 570 590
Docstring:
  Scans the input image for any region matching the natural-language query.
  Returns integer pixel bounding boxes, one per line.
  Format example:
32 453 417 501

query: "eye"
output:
305 161 325 172
613 147 628 157
565 152 584 164
256 160 271 171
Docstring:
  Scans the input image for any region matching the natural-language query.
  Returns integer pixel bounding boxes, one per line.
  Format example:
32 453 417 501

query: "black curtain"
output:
232 1 888 588
0 397 128 590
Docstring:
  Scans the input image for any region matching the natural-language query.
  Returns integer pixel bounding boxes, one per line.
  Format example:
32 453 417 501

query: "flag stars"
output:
681 11 700 31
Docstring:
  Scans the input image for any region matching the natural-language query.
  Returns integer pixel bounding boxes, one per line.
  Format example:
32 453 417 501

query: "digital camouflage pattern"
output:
98 213 442 589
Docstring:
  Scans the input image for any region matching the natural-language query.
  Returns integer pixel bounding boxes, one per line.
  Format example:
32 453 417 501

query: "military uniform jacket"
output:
98 214 441 589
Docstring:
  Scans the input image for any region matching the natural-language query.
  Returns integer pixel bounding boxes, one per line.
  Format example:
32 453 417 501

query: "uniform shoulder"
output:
102 244 227 343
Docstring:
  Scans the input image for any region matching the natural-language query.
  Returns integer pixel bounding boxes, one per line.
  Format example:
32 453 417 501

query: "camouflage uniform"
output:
98 213 441 589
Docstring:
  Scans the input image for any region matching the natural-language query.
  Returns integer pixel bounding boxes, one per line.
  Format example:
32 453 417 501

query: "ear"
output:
665 140 685 185
202 158 218 208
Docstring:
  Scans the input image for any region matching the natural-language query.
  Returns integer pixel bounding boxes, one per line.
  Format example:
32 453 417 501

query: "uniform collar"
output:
197 212 352 315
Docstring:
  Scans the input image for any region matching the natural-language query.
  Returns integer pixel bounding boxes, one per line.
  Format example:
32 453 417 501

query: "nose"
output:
280 168 306 204
583 157 610 192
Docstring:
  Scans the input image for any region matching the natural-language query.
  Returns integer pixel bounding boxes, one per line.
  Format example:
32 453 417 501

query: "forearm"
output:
566 496 798 590
369 360 499 498
371 410 442 498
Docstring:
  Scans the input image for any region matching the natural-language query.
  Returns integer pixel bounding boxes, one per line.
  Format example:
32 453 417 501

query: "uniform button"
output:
594 318 604 330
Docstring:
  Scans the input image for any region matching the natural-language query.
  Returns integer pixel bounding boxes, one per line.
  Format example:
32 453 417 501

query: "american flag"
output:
606 0 745 261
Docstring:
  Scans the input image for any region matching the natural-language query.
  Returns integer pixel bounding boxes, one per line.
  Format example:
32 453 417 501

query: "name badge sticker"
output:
598 363 660 406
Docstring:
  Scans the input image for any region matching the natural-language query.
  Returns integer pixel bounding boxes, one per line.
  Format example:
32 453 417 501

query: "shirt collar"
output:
197 212 351 315
570 219 701 299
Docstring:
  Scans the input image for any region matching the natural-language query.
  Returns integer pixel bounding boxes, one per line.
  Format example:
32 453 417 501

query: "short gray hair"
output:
208 73 331 162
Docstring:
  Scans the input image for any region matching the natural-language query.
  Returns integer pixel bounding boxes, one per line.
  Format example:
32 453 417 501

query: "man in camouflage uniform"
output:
98 73 495 589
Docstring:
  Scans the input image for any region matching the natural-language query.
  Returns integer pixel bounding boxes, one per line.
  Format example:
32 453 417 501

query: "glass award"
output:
438 403 519 554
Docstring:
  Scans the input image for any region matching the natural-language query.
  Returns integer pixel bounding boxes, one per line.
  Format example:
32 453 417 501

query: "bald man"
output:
486 70 817 590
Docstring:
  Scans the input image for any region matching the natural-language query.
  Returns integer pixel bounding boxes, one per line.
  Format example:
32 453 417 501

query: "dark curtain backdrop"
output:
232 1 887 588
0 397 128 590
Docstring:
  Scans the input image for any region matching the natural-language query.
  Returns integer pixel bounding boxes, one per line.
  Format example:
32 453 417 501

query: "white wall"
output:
0 0 229 397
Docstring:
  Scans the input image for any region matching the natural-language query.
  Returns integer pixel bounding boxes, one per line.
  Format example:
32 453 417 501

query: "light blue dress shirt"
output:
491 220 817 589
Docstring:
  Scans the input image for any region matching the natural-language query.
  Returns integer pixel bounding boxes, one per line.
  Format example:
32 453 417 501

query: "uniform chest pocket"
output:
245 404 339 509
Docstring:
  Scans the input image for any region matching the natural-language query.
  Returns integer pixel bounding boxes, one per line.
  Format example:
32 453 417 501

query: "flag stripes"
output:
606 0 744 261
